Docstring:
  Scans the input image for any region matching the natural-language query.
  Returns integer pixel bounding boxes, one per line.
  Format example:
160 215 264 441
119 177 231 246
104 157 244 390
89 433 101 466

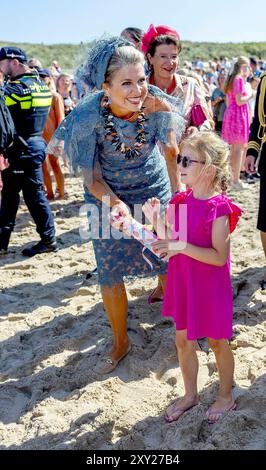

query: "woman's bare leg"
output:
149 274 166 301
101 283 130 362
230 143 245 183
48 154 65 199
240 144 247 172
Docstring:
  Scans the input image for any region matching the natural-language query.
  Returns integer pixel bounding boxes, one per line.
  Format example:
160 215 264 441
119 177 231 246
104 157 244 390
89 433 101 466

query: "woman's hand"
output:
110 200 131 231
142 197 161 224
111 200 131 217
245 154 256 174
0 154 9 171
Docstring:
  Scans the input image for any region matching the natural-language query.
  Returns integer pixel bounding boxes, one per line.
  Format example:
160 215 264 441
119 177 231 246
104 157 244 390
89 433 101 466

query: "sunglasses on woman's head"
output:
177 154 205 168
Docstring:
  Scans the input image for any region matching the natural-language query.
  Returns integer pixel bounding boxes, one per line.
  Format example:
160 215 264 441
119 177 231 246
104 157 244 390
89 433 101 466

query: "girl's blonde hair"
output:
180 131 231 192
224 56 249 94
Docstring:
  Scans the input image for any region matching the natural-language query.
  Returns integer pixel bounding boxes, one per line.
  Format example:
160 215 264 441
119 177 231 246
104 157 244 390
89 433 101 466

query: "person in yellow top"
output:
246 72 266 289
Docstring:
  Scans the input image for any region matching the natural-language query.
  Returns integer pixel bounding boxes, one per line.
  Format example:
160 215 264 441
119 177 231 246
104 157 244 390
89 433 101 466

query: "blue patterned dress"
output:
51 86 185 286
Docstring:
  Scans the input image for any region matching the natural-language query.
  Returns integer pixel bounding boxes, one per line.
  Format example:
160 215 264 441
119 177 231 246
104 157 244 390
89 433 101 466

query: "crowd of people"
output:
0 24 265 425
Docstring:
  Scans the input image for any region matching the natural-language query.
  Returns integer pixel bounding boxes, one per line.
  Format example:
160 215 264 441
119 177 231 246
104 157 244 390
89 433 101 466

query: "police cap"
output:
0 47 27 63
38 68 51 77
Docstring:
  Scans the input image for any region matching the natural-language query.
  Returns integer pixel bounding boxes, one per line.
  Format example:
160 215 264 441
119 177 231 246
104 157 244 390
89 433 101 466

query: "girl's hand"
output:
152 240 182 261
142 197 161 224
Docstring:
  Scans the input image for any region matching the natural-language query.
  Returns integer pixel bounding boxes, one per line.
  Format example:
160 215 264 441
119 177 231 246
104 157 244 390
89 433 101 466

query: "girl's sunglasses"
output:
177 154 205 168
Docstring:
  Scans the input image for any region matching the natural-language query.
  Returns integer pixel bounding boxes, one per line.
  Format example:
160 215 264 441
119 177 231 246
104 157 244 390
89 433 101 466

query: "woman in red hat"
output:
142 25 213 131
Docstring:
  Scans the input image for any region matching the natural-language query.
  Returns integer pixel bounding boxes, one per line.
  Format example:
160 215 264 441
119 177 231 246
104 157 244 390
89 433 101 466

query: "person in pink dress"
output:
222 57 252 190
143 130 242 424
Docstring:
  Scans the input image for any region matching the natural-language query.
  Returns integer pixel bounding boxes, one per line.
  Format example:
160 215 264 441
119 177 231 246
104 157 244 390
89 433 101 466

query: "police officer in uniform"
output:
246 71 266 289
0 47 57 256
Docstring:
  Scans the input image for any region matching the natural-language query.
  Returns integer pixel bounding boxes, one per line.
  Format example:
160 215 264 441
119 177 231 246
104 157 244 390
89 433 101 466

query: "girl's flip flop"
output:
164 401 199 423
206 401 237 424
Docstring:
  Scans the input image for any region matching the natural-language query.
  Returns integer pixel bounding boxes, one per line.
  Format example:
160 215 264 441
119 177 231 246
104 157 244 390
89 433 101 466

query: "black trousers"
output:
257 144 266 233
0 161 55 240
257 169 266 232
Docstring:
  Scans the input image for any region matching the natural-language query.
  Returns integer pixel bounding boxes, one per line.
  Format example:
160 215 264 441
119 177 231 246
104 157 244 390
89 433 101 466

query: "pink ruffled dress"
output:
162 190 242 340
221 76 250 144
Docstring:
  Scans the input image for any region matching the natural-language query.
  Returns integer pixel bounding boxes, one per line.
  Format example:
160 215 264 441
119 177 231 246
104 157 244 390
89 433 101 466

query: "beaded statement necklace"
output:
102 102 147 160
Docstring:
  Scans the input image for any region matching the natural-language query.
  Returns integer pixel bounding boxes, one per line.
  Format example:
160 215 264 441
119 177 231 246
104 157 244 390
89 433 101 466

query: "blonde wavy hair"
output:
180 131 231 192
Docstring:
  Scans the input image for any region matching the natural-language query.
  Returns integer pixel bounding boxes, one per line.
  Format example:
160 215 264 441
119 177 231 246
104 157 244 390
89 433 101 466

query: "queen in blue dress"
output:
50 37 185 373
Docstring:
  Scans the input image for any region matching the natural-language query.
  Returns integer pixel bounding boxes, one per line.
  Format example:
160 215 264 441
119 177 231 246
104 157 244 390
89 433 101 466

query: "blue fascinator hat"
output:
80 37 133 90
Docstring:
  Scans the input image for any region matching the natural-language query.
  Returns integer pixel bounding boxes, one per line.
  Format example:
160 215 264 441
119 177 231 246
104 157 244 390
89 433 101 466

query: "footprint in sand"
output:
4 263 32 270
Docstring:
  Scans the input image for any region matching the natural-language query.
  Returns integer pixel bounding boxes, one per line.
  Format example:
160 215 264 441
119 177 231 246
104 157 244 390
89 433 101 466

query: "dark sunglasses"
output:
177 154 205 168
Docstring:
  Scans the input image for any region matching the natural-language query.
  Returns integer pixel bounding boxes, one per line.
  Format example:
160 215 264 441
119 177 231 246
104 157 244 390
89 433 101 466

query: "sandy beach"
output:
0 175 265 450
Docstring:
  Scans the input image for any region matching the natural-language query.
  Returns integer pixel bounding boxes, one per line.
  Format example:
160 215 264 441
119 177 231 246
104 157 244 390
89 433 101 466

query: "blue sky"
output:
1 0 265 44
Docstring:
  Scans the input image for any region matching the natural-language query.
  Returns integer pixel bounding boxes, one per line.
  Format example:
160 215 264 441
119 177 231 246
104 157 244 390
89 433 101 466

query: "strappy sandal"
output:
96 343 132 375
55 188 69 200
147 288 164 304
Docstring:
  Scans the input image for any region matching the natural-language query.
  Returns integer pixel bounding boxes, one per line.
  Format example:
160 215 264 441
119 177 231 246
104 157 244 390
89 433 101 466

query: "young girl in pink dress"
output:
143 131 242 424
222 56 252 189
